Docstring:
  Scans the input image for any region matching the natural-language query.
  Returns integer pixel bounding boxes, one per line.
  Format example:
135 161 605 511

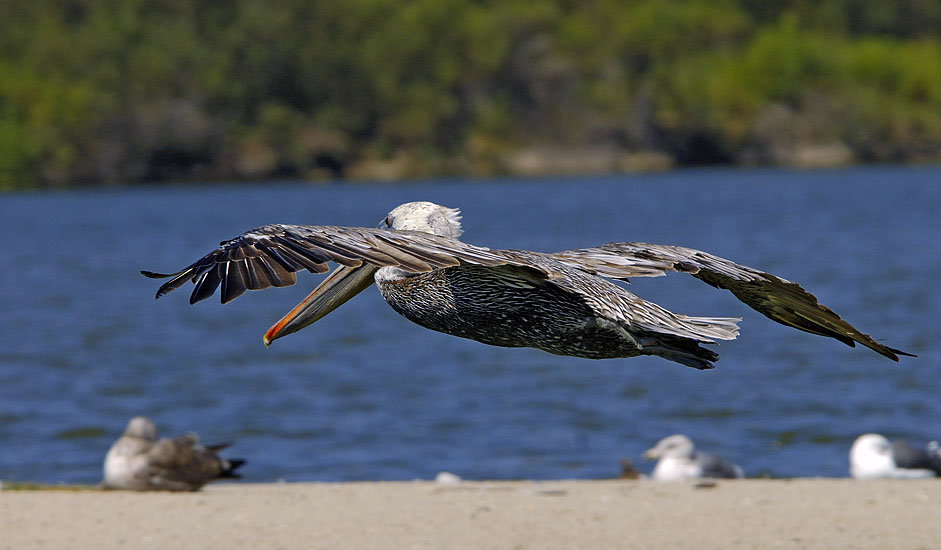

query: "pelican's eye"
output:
378 215 393 229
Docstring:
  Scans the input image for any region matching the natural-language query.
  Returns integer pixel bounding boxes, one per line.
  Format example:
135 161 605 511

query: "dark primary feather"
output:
218 458 246 478
694 451 743 479
892 440 941 474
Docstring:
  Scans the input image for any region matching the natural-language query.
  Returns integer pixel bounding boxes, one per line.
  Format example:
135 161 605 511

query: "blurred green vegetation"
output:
2 0 940 189
1 481 98 491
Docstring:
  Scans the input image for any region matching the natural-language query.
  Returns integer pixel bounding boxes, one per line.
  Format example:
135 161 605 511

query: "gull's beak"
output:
263 263 379 346
642 448 659 461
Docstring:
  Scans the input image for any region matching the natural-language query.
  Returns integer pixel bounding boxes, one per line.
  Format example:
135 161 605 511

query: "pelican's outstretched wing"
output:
550 242 913 361
142 225 521 304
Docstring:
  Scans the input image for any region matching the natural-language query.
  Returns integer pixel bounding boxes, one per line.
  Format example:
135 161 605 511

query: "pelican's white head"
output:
124 416 158 441
850 433 894 479
379 201 463 238
263 202 464 347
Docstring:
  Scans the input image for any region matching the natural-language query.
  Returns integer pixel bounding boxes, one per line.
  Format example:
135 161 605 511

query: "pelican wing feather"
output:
142 225 516 304
549 242 912 361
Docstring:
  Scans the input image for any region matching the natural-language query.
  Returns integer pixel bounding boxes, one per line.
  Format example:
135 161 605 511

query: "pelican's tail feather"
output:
638 333 722 370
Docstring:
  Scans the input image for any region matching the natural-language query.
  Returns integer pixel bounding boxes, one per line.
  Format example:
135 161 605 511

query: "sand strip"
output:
3 479 939 549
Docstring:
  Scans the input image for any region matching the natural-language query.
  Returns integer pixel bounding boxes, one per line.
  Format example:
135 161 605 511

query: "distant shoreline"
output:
5 159 941 193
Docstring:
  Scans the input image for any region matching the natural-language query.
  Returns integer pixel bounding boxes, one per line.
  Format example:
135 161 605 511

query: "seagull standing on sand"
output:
143 201 912 370
849 433 941 479
101 416 245 491
643 434 743 481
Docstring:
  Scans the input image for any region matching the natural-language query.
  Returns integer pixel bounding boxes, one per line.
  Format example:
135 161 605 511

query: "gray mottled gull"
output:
142 201 913 369
643 434 744 481
850 433 941 479
101 416 245 491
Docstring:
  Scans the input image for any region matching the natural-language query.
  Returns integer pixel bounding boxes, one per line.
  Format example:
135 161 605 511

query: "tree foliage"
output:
1 0 939 188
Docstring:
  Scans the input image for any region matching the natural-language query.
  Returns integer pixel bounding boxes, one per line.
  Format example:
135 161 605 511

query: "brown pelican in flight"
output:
143 201 912 369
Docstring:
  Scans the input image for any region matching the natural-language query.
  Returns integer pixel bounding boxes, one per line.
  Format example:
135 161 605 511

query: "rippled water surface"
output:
1 167 938 483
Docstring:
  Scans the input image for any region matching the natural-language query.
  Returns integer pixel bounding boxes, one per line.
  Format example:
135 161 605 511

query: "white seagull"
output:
849 433 941 479
643 434 744 481
101 416 245 491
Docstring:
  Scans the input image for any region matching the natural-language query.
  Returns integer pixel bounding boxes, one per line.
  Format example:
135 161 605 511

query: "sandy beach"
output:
3 478 939 549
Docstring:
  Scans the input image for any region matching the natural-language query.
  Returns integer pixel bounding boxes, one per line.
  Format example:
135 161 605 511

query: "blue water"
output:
1 166 937 484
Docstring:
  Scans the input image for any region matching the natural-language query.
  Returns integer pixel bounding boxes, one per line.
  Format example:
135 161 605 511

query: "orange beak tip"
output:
262 327 278 347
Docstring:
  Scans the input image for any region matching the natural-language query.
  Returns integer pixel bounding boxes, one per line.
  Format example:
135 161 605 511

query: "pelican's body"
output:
376 255 736 365
143 201 911 369
377 260 629 358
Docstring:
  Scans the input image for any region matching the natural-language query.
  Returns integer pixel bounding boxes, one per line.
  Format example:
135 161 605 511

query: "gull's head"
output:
379 201 463 238
850 433 894 479
124 416 158 441
644 434 695 460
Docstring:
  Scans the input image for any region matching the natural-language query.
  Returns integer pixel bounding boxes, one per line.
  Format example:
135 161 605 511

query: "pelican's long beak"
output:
263 263 379 346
